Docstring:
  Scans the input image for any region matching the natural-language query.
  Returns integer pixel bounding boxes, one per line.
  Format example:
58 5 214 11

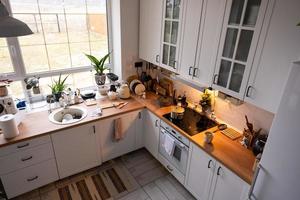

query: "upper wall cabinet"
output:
179 0 226 87
160 0 184 72
212 0 268 99
139 0 163 65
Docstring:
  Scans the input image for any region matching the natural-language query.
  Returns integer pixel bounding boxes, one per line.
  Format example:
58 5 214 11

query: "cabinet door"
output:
51 123 99 179
185 143 215 200
245 0 300 113
99 111 139 162
212 0 268 99
209 163 250 200
143 110 160 159
139 0 163 64
178 0 204 81
160 0 184 72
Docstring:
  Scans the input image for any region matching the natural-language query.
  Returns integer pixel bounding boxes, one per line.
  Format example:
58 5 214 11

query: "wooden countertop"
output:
0 97 144 148
0 92 255 184
134 92 255 184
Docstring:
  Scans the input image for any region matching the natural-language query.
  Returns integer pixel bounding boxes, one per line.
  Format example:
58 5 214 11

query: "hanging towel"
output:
163 133 175 156
114 118 124 141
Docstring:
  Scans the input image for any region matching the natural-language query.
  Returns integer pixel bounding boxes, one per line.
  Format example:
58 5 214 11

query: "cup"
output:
205 131 214 144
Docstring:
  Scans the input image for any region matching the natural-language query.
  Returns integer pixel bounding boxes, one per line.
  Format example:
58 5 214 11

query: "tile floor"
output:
9 148 196 200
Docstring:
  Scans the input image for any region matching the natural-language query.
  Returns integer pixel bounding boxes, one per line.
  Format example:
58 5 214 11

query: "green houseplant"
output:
48 74 69 101
85 52 110 85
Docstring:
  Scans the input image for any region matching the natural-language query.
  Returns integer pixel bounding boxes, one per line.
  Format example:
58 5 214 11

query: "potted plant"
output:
85 52 110 85
48 74 69 101
24 76 40 94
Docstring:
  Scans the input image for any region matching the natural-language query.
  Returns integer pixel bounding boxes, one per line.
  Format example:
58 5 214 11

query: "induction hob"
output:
163 107 218 136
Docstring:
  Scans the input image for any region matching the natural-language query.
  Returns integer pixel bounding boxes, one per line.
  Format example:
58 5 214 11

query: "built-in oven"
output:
159 121 190 175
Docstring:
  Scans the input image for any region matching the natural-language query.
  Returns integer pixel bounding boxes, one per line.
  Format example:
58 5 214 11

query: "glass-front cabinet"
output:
160 0 183 72
213 0 267 99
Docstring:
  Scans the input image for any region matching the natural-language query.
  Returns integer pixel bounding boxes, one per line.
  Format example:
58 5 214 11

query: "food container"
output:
170 106 185 120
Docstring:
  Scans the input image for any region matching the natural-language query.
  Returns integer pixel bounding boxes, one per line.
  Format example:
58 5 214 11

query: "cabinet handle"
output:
155 119 159 127
217 166 222 175
17 143 29 149
248 164 262 199
188 67 193 76
138 112 141 119
208 160 213 168
166 165 173 172
93 125 96 134
156 55 160 63
21 156 33 162
193 68 198 77
213 74 218 84
246 86 253 97
27 176 38 182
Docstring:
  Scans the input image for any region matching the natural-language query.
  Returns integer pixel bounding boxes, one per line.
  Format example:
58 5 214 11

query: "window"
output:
0 0 111 99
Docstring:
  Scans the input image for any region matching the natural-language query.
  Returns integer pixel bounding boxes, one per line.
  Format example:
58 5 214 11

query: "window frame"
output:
1 0 113 87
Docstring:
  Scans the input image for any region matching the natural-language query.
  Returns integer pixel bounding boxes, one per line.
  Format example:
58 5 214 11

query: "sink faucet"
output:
61 91 71 109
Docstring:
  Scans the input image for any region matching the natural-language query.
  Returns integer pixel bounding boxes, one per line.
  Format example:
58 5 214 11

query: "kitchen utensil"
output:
129 79 142 92
245 115 254 132
170 106 185 120
80 90 96 100
134 83 146 96
126 75 138 86
117 102 128 109
106 73 119 82
221 128 242 140
213 124 228 133
158 96 173 107
117 83 131 99
154 84 167 96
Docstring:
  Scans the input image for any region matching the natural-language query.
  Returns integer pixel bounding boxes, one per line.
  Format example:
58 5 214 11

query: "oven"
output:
159 121 190 175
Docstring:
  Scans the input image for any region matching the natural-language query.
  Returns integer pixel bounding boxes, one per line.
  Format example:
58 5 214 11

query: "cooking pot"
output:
170 106 185 120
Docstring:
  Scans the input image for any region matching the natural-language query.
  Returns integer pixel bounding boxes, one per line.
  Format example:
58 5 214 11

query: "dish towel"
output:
163 133 175 156
114 118 124 141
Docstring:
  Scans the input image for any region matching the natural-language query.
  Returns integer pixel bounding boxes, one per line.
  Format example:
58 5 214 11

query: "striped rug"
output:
40 160 140 200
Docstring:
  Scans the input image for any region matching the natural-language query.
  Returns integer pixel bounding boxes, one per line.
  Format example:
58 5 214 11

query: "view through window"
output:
1 0 110 99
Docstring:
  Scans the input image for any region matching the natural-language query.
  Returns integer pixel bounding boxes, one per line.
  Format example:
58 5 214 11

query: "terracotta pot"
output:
95 74 106 85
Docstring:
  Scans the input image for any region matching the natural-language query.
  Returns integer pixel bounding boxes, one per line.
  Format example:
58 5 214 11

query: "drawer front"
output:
158 154 185 184
0 135 51 157
1 159 59 199
0 143 55 175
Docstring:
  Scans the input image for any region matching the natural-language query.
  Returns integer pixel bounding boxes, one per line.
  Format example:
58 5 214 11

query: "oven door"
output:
159 128 189 174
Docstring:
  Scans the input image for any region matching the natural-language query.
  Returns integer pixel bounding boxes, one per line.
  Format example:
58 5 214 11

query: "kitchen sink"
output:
48 106 88 125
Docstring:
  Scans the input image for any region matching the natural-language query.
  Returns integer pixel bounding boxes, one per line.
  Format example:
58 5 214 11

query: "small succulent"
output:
24 76 40 90
48 74 69 94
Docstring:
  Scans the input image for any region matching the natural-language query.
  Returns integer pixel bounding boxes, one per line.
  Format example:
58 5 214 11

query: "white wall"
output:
111 0 140 80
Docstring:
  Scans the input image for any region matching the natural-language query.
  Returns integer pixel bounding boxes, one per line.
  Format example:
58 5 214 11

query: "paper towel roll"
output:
0 114 19 139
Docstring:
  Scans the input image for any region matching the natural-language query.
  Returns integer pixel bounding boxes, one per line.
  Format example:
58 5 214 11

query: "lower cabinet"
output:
51 123 101 179
98 110 142 162
185 143 249 200
143 110 160 159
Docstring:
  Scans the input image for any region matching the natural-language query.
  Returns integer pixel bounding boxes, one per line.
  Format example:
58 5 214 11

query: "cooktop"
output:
163 107 218 136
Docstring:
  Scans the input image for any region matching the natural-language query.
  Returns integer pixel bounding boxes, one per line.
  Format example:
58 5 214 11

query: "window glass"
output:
10 0 109 73
0 39 14 74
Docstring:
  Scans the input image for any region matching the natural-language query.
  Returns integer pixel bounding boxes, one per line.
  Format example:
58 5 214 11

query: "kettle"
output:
117 84 131 99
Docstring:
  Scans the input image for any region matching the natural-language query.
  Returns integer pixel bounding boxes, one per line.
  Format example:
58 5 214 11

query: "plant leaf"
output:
85 54 100 65
98 52 111 73
61 74 69 85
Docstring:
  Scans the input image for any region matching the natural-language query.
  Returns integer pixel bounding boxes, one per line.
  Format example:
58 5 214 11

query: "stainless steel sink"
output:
48 106 87 125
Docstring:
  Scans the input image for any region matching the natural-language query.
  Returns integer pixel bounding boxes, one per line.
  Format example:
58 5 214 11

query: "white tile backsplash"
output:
173 80 274 134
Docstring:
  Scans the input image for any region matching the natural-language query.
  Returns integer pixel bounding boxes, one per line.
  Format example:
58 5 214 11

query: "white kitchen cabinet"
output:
160 0 185 72
186 143 250 200
209 162 250 200
244 0 300 113
212 0 269 99
143 110 160 159
139 0 163 64
98 110 140 162
51 123 100 179
185 143 215 200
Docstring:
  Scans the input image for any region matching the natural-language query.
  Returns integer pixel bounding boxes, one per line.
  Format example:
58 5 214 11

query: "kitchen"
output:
0 0 299 200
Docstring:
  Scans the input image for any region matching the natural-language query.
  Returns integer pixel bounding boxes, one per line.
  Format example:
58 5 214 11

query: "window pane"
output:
229 63 245 92
173 0 180 19
162 44 169 65
169 46 176 68
217 60 232 88
235 30 254 62
72 71 95 89
243 0 261 27
228 0 245 25
222 28 238 58
165 0 173 19
9 0 109 73
164 21 171 43
0 39 14 74
171 21 178 44
8 81 25 99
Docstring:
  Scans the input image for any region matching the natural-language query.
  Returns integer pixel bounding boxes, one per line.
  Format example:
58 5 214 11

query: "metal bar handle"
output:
213 74 218 84
248 163 262 199
155 119 159 127
156 55 160 63
246 86 253 97
189 67 193 76
208 160 213 168
21 156 33 162
17 143 29 149
27 176 38 182
217 166 222 175
193 68 198 77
